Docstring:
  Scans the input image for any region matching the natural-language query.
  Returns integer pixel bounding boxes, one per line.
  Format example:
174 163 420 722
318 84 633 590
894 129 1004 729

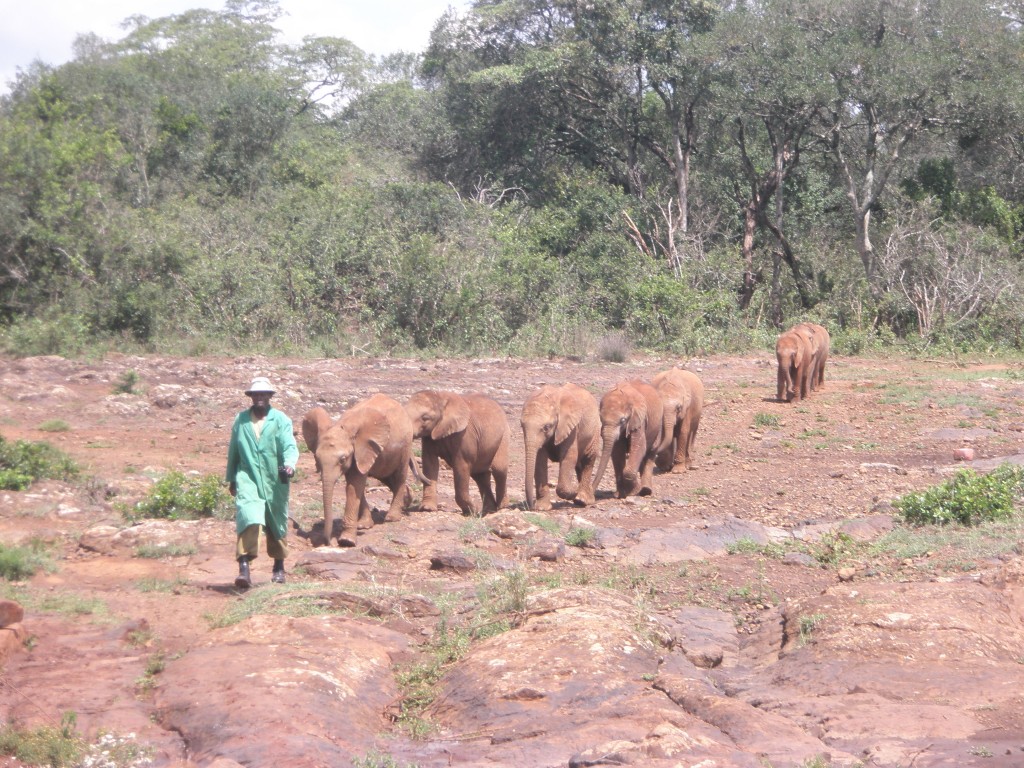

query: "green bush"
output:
0 712 83 767
0 540 56 581
896 464 1024 526
124 471 232 522
0 435 79 490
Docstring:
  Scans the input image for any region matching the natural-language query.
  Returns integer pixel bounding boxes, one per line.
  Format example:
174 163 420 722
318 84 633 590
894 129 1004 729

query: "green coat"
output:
225 407 299 540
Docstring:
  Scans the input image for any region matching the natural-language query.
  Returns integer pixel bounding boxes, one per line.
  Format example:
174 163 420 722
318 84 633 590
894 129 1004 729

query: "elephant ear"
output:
554 388 583 444
626 384 648 432
354 412 390 475
432 394 471 440
301 407 333 454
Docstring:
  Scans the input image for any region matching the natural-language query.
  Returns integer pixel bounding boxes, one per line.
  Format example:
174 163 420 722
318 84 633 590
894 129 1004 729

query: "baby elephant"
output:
404 390 510 516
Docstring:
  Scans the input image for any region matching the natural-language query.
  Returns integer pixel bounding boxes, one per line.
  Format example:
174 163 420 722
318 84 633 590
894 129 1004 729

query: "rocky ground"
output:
2 351 1024 767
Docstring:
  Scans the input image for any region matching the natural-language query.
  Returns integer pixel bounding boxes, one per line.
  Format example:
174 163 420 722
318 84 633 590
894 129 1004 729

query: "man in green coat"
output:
226 376 299 588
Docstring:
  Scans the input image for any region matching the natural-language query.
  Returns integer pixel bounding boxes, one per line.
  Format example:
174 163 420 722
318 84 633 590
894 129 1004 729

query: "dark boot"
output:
271 559 286 584
234 557 252 589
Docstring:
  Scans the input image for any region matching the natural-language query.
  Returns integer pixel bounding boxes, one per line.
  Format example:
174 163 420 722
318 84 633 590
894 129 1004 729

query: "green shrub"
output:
0 435 79 490
123 471 232 522
896 464 1024 526
0 540 56 581
0 712 83 767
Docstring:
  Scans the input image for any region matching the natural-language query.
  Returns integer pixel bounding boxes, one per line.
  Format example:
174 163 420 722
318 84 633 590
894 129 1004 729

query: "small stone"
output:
953 447 975 461
838 567 856 582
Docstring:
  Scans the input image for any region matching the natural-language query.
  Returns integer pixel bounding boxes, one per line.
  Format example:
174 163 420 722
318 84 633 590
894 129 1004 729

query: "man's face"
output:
249 392 272 414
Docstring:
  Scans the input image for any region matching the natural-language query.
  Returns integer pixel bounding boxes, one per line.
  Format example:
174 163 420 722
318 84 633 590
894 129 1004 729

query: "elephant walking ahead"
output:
776 328 812 402
795 322 830 391
652 367 704 473
404 390 510 516
520 383 600 511
593 380 665 499
302 394 414 547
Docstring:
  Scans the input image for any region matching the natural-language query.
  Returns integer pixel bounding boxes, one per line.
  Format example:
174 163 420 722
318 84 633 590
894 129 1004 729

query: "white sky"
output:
0 0 470 93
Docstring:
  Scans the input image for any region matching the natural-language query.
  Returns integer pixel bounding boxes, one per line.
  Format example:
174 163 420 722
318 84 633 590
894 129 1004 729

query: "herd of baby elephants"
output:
299 322 830 547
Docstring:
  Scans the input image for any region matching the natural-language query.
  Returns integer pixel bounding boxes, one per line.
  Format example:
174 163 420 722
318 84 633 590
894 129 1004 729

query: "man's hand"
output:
228 481 237 497
278 465 295 483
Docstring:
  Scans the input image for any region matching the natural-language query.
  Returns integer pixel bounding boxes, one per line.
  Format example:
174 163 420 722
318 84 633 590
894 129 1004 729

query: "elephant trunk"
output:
320 464 341 546
592 423 618 494
523 435 540 510
621 427 645 495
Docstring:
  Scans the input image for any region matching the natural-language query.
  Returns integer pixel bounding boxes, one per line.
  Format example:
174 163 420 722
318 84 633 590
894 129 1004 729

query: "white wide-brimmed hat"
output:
245 376 276 395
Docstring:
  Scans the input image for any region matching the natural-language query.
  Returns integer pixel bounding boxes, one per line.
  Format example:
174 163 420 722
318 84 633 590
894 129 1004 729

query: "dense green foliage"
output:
896 465 1024 527
123 471 233 522
2 0 1024 357
0 435 79 490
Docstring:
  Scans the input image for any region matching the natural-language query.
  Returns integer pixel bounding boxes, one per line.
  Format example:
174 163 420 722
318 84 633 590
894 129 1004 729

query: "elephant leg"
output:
382 468 408 523
452 459 478 516
340 475 366 546
555 441 580 501
638 455 655 496
473 471 497 514
575 451 596 507
491 465 508 512
419 444 440 511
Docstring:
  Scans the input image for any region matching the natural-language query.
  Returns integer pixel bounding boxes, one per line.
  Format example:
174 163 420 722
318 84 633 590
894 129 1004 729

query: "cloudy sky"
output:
0 0 469 92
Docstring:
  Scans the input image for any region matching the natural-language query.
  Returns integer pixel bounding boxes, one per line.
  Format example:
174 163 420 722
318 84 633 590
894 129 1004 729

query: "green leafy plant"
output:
0 435 79 491
123 471 232 522
798 613 826 645
896 464 1024 526
113 369 140 395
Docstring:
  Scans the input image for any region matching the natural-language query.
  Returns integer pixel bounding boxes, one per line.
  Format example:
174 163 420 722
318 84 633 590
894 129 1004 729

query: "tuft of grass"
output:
122 471 232 522
394 619 474 739
565 526 597 548
595 332 631 363
37 420 70 433
0 434 79 491
896 464 1024 527
206 582 334 628
0 539 57 581
133 576 188 593
753 412 780 429
134 543 198 559
798 613 826 646
523 513 562 535
353 751 420 768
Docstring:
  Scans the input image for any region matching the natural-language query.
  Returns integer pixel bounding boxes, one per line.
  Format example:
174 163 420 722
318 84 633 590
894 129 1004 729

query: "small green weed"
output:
798 613 826 645
809 531 860 565
0 435 79 490
753 412 780 428
122 471 232 522
896 464 1024 527
37 420 70 433
134 576 188 593
124 628 155 648
524 513 562 535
